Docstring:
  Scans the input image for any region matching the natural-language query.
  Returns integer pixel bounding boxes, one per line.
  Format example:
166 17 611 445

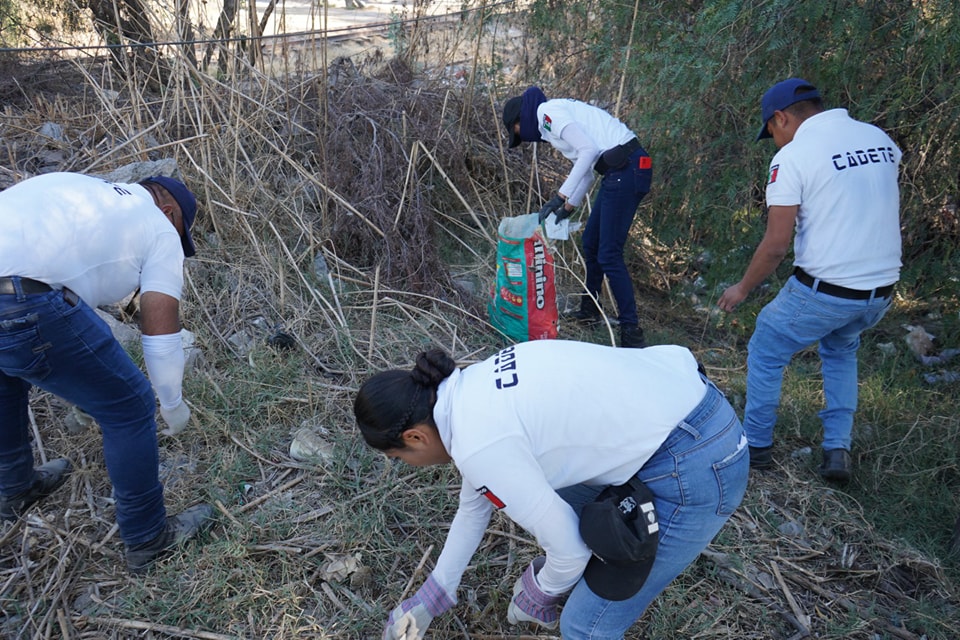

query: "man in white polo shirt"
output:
0 172 213 571
718 78 902 483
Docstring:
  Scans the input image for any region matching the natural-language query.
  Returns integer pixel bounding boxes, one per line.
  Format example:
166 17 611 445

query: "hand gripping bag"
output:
488 213 558 341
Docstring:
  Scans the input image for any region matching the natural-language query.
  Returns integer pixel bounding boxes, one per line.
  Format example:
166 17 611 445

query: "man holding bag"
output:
502 86 653 348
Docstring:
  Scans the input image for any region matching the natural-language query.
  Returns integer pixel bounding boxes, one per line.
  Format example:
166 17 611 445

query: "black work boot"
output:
567 296 604 325
619 324 647 348
0 458 73 521
819 449 852 484
126 503 215 573
749 446 773 470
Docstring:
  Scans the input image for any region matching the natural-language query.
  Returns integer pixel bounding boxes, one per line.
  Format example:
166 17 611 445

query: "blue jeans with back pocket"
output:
557 381 749 639
0 284 167 545
743 275 893 451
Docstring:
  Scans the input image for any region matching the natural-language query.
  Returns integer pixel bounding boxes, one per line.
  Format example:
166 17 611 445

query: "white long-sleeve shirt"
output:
536 99 636 207
428 340 706 598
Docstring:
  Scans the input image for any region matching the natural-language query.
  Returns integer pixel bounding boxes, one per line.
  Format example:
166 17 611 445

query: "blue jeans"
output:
557 382 749 639
581 148 652 327
743 276 892 452
0 282 166 545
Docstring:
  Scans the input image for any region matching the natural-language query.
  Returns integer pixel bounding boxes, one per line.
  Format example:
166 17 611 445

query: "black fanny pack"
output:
594 138 643 175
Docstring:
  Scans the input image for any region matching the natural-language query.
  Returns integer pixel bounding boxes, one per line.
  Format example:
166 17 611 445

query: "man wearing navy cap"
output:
0 172 212 571
718 79 902 483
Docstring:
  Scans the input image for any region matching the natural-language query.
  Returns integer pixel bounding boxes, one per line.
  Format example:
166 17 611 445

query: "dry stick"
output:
394 141 420 229
372 291 491 332
235 475 305 515
612 0 642 119
213 500 245 530
86 133 210 174
91 523 119 552
210 106 387 238
76 119 161 172
417 141 495 244
26 407 47 465
699 549 810 637
771 561 811 632
226 431 300 471
265 218 347 327
65 61 125 135
784 572 921 640
56 608 71 640
80 617 237 640
460 0 487 134
398 544 435 602
368 264 381 361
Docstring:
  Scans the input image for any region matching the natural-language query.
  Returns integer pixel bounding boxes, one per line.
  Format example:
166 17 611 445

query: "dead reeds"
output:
0 5 958 639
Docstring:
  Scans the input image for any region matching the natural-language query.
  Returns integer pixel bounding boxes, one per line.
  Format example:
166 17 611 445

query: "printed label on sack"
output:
498 287 523 307
532 240 547 310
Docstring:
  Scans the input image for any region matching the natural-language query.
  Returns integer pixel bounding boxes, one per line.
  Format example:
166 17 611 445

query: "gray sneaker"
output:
125 503 214 573
0 458 73 521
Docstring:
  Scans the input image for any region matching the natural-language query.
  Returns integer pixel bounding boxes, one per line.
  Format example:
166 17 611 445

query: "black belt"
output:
594 137 643 175
793 267 894 300
0 276 53 295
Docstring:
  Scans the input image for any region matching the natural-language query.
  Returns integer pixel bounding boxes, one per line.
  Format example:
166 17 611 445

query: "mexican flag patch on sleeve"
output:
767 164 779 184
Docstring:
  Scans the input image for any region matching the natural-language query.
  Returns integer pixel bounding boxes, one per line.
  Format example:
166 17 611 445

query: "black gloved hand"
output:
537 194 567 224
553 205 573 223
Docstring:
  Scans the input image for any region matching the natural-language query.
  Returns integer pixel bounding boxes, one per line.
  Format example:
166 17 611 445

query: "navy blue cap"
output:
757 78 821 141
142 176 198 257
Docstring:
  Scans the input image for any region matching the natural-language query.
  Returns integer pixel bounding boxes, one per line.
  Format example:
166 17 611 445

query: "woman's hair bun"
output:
411 349 456 387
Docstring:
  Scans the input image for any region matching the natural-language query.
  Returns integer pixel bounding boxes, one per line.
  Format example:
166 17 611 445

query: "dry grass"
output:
1 13 959 640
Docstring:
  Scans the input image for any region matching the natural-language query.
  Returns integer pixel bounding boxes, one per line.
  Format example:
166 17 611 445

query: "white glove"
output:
383 602 433 640
159 400 191 436
507 557 561 630
383 575 454 640
65 406 96 434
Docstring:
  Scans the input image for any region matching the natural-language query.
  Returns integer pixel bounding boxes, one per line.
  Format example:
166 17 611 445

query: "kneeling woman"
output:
354 340 749 639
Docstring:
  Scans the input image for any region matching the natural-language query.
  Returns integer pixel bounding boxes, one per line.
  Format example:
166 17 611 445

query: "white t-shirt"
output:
765 109 902 289
537 99 636 207
428 340 706 598
0 172 185 307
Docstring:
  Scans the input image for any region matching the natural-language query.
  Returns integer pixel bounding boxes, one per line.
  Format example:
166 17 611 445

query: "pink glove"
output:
383 575 454 640
507 556 561 629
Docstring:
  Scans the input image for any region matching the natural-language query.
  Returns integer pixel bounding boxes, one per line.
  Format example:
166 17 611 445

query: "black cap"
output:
142 175 198 257
502 96 523 148
579 479 659 601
